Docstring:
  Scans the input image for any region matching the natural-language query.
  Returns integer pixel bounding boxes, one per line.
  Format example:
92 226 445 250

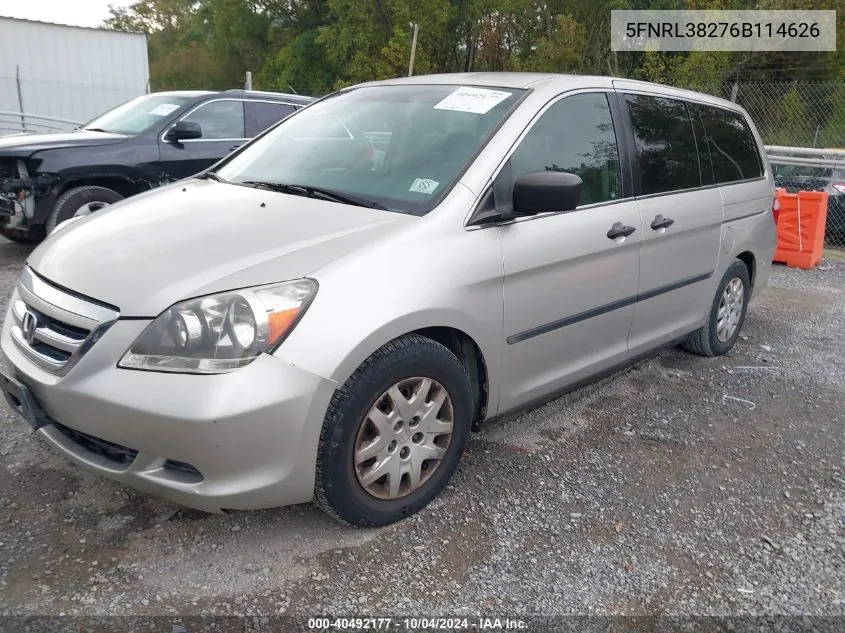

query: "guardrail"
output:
765 145 845 170
0 111 81 135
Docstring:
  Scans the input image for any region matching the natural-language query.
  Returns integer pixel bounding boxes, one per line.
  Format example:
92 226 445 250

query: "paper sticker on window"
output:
433 87 512 114
409 178 439 194
148 103 181 117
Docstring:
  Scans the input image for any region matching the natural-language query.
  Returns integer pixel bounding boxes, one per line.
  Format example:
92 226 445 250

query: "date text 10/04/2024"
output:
307 617 528 630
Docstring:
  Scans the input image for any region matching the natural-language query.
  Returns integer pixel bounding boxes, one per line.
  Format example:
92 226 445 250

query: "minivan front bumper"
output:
1 290 337 512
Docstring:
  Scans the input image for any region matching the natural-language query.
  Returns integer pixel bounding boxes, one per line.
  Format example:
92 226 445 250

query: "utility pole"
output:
408 22 419 77
245 71 253 91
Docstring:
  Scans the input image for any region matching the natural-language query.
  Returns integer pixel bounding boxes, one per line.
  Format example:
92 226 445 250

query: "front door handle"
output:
650 214 675 230
607 222 637 240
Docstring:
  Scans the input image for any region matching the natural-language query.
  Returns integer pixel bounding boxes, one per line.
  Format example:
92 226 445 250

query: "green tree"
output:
769 86 813 147
104 0 845 103
519 14 586 73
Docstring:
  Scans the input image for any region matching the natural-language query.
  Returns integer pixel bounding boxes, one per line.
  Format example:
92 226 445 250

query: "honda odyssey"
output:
0 74 778 526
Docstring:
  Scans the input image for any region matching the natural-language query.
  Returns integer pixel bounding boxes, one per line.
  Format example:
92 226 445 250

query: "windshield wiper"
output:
240 181 387 210
199 172 227 183
83 127 108 133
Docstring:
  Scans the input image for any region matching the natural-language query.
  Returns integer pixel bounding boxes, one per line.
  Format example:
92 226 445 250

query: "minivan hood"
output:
27 180 415 316
0 130 128 157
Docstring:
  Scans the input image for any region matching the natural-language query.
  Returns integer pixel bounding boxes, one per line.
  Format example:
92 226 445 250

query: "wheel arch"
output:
412 326 490 425
56 172 154 200
736 250 756 289
315 314 497 427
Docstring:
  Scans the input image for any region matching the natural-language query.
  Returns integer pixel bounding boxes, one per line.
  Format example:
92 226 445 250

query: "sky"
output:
0 0 133 28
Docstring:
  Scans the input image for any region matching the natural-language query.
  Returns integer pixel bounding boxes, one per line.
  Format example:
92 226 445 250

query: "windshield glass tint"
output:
216 85 525 215
84 95 195 135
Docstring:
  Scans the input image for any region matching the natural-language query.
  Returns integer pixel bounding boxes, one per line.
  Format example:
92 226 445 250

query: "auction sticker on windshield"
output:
434 87 512 114
148 103 182 117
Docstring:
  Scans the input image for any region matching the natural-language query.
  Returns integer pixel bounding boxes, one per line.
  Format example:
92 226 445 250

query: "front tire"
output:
315 334 473 526
45 186 124 234
0 225 42 244
682 259 751 357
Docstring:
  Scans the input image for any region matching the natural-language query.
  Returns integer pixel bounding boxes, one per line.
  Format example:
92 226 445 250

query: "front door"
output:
498 91 642 412
158 99 247 181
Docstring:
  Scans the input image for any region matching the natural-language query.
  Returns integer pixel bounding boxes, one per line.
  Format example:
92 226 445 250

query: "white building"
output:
0 17 149 133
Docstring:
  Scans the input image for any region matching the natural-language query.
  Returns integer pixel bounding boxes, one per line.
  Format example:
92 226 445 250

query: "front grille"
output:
10 267 119 375
12 300 88 364
53 421 139 466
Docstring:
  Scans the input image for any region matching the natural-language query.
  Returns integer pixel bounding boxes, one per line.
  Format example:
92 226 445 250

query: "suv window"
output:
693 104 763 183
625 94 700 195
245 101 297 137
509 92 621 206
182 100 245 140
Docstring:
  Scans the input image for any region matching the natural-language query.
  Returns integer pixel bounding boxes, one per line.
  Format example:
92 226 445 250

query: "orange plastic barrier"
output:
773 188 829 269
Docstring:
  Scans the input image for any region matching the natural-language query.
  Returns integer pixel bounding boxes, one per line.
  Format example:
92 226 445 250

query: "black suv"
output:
0 90 313 243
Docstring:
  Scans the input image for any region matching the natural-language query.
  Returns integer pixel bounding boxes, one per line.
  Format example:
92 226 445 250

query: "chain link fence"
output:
687 81 845 248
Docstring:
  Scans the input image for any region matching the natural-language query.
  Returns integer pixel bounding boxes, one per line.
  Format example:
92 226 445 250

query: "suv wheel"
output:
45 186 124 234
315 334 473 526
682 259 751 357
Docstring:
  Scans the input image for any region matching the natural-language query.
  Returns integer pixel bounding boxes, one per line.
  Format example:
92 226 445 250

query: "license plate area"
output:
0 371 50 430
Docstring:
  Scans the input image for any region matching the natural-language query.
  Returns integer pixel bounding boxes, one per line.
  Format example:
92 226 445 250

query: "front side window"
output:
626 94 700 195
693 104 763 184
83 94 195 135
509 92 622 207
182 100 245 140
216 85 525 216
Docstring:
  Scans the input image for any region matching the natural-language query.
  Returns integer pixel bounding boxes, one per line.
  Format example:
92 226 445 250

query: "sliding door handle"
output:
607 222 636 240
650 214 675 230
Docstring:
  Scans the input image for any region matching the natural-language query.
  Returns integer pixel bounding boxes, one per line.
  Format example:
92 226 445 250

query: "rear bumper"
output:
1 299 337 512
752 218 777 301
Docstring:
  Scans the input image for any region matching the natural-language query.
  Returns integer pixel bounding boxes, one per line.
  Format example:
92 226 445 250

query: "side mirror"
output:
164 121 202 142
512 171 582 215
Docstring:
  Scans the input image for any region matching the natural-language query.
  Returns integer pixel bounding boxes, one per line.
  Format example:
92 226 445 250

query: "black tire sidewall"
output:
0 226 42 244
317 337 472 527
706 261 751 355
46 187 123 233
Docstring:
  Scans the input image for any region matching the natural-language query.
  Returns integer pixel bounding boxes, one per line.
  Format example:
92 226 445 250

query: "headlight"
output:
118 279 317 374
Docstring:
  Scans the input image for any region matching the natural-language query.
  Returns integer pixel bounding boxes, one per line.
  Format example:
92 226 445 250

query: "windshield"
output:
215 84 526 215
83 94 196 135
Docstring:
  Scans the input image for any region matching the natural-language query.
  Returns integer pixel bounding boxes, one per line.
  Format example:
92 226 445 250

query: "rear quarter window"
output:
692 104 763 184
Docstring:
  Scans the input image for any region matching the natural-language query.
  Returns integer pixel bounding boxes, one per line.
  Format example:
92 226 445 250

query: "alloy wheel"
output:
716 277 744 342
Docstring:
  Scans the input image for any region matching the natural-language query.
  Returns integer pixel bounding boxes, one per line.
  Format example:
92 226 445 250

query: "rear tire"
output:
315 334 473 527
681 259 751 357
45 186 123 234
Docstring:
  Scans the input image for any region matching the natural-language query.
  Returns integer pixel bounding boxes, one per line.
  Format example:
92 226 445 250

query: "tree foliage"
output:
104 0 845 96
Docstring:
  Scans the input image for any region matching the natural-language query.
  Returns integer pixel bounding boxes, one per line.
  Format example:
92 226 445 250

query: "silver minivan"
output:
0 74 778 526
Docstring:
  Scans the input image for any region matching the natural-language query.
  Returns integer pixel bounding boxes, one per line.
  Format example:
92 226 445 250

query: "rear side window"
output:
509 92 622 206
625 94 700 195
693 105 763 183
245 102 297 137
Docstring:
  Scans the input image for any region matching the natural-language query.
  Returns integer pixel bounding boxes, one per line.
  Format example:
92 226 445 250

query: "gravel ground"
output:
0 239 843 624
